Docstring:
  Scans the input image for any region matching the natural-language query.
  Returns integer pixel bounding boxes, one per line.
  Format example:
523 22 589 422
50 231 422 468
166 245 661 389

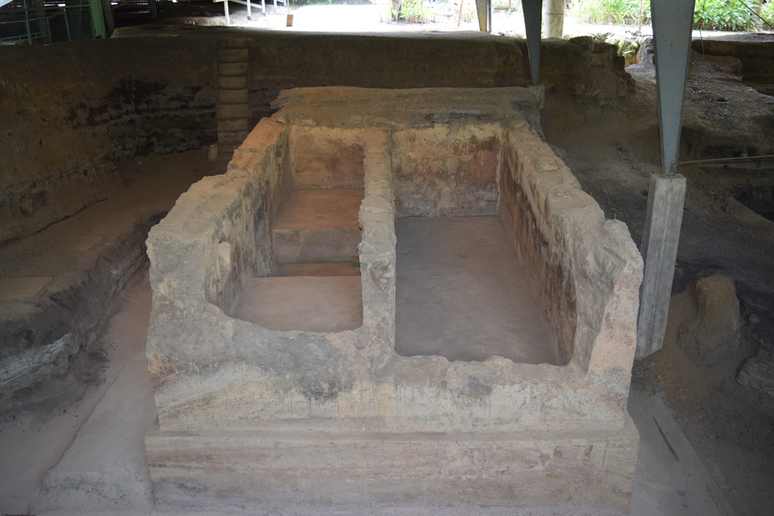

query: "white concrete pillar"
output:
475 0 491 32
636 174 687 359
543 0 563 38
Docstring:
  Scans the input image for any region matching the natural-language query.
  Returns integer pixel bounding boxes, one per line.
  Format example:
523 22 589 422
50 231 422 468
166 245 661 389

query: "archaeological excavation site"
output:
1 2 774 515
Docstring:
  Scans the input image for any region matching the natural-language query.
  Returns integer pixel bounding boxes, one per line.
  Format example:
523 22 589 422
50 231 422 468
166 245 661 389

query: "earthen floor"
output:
395 216 556 364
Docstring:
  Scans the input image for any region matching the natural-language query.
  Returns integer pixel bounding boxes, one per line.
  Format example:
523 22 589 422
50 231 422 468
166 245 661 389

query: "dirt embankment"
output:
0 38 218 246
543 41 774 516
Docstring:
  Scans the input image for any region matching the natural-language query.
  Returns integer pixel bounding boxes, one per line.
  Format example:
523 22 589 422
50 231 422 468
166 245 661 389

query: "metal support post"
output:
636 0 696 359
224 0 230 26
247 0 251 20
521 0 542 84
62 7 72 41
88 0 106 38
23 0 32 44
101 0 115 34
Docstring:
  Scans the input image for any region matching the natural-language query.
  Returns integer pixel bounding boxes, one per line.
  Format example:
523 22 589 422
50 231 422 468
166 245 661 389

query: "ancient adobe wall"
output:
202 120 292 315
1 31 632 246
392 123 501 217
499 124 643 378
144 87 643 435
0 38 218 245
691 39 774 89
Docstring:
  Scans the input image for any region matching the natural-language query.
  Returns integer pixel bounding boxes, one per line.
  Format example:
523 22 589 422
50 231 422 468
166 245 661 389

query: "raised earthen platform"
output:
144 87 644 514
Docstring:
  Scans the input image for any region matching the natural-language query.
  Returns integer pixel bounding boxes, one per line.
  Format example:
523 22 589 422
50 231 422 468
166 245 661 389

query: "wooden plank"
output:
636 174 686 359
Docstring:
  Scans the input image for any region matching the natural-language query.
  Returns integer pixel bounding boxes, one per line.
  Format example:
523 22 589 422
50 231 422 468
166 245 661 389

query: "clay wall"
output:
392 124 501 216
0 38 218 245
200 120 292 315
289 126 365 189
499 124 643 377
1 31 631 246
691 39 774 88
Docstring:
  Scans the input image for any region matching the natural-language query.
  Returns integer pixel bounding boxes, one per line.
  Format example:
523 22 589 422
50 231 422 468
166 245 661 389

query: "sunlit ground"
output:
213 1 774 41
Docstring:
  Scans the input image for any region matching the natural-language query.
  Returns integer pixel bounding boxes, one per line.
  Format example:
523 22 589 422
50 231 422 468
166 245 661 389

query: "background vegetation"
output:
570 0 774 32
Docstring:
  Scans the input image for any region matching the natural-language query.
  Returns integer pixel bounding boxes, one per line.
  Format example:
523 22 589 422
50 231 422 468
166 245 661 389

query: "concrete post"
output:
475 0 491 32
543 0 563 38
636 175 687 359
636 0 696 359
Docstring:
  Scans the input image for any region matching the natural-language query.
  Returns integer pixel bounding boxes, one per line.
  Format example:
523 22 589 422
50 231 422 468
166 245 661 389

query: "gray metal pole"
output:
101 0 114 34
23 0 32 44
63 7 71 41
636 0 696 359
652 0 695 175
247 0 251 20
521 0 542 84
224 0 230 25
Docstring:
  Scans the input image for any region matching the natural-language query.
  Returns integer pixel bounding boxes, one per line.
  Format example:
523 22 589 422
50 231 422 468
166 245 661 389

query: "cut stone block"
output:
219 88 249 104
217 118 249 133
218 48 249 63
218 75 248 90
218 61 249 77
218 37 250 48
217 103 250 120
217 130 250 145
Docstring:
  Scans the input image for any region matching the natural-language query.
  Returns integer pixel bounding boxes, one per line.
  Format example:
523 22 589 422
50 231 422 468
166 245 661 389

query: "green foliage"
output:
387 0 432 23
570 0 772 31
570 0 651 26
459 0 478 23
694 0 753 31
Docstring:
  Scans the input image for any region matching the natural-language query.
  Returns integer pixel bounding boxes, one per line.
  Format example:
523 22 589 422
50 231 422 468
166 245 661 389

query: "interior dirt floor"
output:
273 189 363 233
234 275 363 331
395 216 555 364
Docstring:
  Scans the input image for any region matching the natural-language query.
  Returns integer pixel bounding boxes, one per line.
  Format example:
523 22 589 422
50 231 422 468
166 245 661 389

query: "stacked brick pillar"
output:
216 38 251 160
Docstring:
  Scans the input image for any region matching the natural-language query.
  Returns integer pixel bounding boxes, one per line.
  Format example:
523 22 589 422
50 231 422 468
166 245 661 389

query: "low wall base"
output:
146 415 639 514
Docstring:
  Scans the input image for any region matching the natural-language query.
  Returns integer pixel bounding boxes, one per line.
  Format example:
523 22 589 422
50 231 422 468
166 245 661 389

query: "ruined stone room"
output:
1 0 773 514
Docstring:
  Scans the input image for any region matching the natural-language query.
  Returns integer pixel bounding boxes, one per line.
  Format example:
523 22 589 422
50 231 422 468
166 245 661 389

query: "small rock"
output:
667 274 742 366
